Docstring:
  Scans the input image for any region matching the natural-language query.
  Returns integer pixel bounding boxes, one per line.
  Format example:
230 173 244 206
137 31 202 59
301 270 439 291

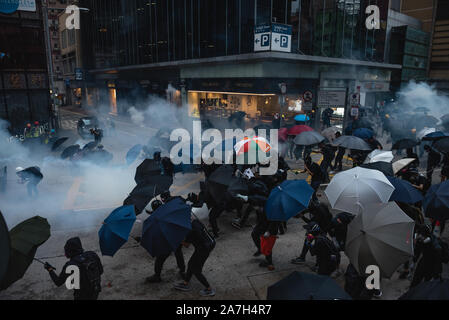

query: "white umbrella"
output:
364 150 394 164
392 158 416 175
345 202 415 278
324 167 395 214
417 127 436 140
321 127 340 142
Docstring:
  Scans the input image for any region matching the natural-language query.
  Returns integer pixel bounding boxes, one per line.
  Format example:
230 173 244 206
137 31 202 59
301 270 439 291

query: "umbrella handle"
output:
33 258 45 265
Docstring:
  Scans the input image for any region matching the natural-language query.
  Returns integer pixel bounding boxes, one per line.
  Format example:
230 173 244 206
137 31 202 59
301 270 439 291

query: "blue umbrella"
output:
294 114 310 122
353 128 374 140
265 180 314 221
386 176 423 204
423 181 449 221
99 205 136 256
422 131 449 141
141 198 192 257
126 144 143 165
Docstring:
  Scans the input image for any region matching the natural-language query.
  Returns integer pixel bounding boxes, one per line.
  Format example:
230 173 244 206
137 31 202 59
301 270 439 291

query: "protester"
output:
44 237 103 300
332 132 346 171
15 166 43 198
303 156 324 203
424 145 441 184
306 222 340 276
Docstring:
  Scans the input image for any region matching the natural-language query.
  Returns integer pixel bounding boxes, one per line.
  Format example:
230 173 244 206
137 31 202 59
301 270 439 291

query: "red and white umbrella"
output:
234 136 272 156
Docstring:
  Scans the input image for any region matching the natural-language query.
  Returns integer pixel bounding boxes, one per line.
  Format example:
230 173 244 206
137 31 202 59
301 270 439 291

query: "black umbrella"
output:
360 162 394 176
0 211 10 285
267 271 351 300
61 145 81 159
134 159 162 185
82 141 98 151
433 137 449 154
392 139 419 150
207 165 237 203
227 177 249 195
19 167 44 180
399 279 449 300
51 137 69 151
0 216 51 290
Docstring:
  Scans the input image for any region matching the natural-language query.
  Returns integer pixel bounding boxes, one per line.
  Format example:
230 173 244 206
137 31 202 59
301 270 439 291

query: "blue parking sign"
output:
280 35 288 48
261 34 270 47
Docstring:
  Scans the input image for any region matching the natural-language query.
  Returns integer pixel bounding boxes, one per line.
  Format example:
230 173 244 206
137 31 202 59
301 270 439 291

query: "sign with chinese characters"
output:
317 91 346 108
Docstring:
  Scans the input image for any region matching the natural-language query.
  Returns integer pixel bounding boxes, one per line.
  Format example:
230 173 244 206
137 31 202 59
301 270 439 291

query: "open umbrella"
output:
61 145 81 159
134 159 162 185
278 128 289 142
267 271 351 300
392 139 419 150
321 126 340 142
20 167 44 180
51 137 69 151
287 125 313 136
126 144 143 165
234 136 272 165
359 162 394 176
392 158 416 175
422 181 449 220
0 216 50 290
0 212 10 285
353 128 374 140
99 205 136 257
364 150 394 164
265 180 314 221
352 118 373 131
206 165 236 203
293 131 325 146
345 202 414 278
294 114 310 122
227 177 249 196
324 167 395 215
432 137 449 154
399 279 449 300
386 176 423 204
332 135 371 151
141 198 192 257
422 131 449 141
412 115 439 130
82 141 98 151
417 128 436 140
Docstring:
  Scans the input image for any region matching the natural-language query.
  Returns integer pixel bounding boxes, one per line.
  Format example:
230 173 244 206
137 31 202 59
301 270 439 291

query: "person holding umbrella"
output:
303 156 324 203
331 132 346 172
15 166 43 198
44 237 103 300
424 145 442 184
174 216 216 297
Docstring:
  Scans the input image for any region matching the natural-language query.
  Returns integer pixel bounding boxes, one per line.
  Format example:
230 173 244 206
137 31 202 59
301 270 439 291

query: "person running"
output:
44 237 103 300
174 217 216 297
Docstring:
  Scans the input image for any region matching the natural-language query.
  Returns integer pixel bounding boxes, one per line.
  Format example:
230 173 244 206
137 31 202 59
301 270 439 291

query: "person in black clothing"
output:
304 156 324 203
318 142 336 182
307 222 340 276
406 148 420 169
410 224 443 288
332 132 346 171
407 168 428 197
174 218 216 297
328 212 355 251
344 263 374 300
291 202 333 264
367 137 383 151
16 166 43 198
44 237 103 300
424 145 441 184
145 194 187 283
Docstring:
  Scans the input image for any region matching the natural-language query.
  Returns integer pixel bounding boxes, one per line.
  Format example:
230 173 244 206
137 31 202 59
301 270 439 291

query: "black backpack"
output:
191 219 216 251
73 251 102 293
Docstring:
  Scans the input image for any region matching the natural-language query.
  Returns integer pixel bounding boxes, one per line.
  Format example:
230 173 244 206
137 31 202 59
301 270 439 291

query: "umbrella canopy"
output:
227 177 249 196
126 144 143 165
324 167 395 214
278 128 289 142
422 181 449 220
411 115 439 130
61 145 81 159
82 141 98 151
99 205 136 257
345 202 414 278
321 126 340 142
141 198 192 257
0 216 50 290
0 212 10 285
392 138 419 150
364 150 394 164
359 162 394 176
234 136 271 156
267 271 351 300
422 131 449 141
332 135 371 151
417 128 436 140
352 118 373 131
287 125 313 136
134 159 162 184
206 165 236 203
392 158 416 175
265 180 314 221
51 137 69 151
386 176 423 204
293 131 325 146
294 114 310 122
19 167 43 180
353 128 374 140
125 177 173 215
432 137 449 154
399 279 449 300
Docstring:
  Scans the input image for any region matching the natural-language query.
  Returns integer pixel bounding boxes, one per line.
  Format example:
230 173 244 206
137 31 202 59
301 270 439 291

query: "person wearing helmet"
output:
305 221 341 276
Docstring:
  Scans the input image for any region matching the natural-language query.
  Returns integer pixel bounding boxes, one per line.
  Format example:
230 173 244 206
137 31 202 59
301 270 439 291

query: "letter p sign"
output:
280 35 288 48
261 34 270 47
365 265 380 290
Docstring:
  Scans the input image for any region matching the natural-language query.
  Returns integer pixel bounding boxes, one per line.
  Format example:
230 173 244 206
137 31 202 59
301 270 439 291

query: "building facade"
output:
0 0 52 134
80 0 400 129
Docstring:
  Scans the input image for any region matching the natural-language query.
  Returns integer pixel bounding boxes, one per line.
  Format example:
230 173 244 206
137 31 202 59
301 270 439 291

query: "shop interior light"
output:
189 90 276 96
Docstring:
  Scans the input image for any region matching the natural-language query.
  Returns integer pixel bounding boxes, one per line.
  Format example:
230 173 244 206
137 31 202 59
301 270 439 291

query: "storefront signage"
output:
317 90 346 108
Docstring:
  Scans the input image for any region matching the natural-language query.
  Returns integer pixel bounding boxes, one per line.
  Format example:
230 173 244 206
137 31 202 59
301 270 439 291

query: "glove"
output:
307 234 315 242
236 194 248 202
44 262 55 272
263 231 270 238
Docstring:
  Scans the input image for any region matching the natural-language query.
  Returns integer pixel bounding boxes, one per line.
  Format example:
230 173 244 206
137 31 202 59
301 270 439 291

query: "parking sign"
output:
271 23 292 53
254 25 271 52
